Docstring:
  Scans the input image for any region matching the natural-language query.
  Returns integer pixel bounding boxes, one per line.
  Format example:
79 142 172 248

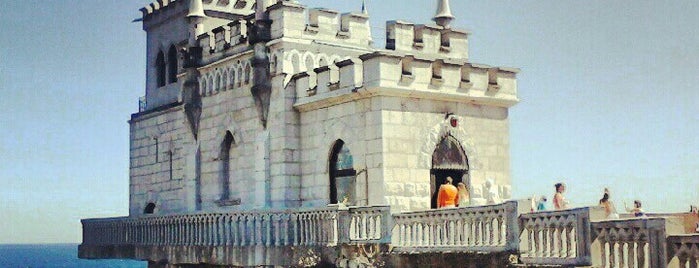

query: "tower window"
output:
156 51 166 87
167 46 178 84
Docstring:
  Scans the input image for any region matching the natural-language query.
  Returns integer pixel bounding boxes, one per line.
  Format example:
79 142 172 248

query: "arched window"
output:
329 140 356 205
219 131 234 202
167 45 178 84
156 51 166 87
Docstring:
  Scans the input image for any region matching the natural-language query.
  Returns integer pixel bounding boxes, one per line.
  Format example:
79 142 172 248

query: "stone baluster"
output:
637 241 646 268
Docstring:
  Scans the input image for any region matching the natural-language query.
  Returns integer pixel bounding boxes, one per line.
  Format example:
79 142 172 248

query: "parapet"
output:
267 1 373 48
386 20 469 59
195 18 253 63
293 52 519 111
140 0 257 21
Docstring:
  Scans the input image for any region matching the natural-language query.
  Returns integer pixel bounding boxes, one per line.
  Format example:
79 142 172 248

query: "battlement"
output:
139 0 257 21
386 20 469 59
268 1 372 48
293 51 519 111
195 18 253 62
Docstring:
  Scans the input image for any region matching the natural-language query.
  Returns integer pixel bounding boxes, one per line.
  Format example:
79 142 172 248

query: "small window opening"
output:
144 203 156 214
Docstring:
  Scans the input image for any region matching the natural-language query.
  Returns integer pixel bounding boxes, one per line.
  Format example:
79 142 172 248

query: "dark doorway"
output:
430 169 466 209
430 135 469 209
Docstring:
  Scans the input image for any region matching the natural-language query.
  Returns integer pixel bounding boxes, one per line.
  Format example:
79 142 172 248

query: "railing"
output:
668 234 699 267
345 206 392 244
391 201 519 253
591 218 668 268
519 207 592 266
81 207 341 247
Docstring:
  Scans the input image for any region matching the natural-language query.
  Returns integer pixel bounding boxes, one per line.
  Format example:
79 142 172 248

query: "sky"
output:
0 0 697 244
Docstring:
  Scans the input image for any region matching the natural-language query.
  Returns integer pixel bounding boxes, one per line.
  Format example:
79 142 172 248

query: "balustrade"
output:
81 207 344 248
668 234 699 268
391 201 519 253
591 218 667 268
519 207 592 266
346 206 392 244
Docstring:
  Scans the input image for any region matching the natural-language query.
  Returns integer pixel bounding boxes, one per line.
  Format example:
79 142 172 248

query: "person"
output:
599 188 619 219
484 179 501 205
625 200 646 217
457 182 470 207
536 196 547 211
553 183 569 210
437 177 458 208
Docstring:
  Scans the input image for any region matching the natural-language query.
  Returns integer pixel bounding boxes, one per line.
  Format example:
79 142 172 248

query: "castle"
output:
128 0 517 217
80 1 699 267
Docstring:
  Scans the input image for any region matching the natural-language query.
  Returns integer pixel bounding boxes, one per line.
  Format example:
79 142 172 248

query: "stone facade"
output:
128 0 519 217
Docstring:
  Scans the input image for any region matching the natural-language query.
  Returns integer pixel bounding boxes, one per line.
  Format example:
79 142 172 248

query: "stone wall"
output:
379 96 512 212
298 97 383 208
129 104 193 216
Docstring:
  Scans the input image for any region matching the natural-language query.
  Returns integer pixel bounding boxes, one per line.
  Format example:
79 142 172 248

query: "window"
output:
329 140 356 205
219 131 234 201
143 203 156 214
156 51 165 87
167 45 178 84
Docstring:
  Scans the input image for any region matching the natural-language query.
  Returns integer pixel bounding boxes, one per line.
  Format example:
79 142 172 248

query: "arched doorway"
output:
430 135 469 208
329 140 356 205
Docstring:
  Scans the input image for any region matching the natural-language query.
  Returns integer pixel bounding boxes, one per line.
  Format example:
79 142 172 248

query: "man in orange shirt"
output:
437 177 458 208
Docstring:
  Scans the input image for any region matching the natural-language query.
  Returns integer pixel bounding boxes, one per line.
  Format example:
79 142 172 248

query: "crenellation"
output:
386 20 470 59
294 52 519 110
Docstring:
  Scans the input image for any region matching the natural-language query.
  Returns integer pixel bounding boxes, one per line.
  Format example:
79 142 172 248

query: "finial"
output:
361 0 368 15
433 0 455 28
186 0 206 18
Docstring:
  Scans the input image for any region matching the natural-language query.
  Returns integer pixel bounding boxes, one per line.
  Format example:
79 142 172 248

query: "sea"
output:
0 244 146 268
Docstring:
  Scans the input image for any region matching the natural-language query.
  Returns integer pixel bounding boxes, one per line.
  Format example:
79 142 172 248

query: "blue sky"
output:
1 0 697 244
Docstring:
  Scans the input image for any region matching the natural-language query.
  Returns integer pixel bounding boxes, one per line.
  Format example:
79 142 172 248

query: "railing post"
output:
337 207 351 244
504 201 520 252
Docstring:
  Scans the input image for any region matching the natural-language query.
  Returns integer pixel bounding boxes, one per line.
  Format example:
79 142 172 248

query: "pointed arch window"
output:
219 131 234 202
329 140 356 205
156 51 166 87
167 45 178 84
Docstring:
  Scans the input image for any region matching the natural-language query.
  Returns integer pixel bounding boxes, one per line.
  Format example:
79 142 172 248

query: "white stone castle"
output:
129 0 517 217
81 1 699 267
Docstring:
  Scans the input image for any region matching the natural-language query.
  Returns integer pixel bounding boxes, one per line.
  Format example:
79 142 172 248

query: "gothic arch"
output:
419 116 478 169
328 139 357 205
219 130 235 201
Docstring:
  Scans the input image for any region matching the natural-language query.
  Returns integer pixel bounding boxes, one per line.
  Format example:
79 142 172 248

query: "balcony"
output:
80 203 699 267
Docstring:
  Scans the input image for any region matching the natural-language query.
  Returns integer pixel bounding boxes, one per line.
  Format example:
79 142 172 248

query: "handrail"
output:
81 207 342 247
667 234 699 267
591 218 667 268
391 201 519 253
519 207 592 266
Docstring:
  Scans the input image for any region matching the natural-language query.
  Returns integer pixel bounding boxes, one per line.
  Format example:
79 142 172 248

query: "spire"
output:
433 0 455 28
186 0 206 18
361 0 368 15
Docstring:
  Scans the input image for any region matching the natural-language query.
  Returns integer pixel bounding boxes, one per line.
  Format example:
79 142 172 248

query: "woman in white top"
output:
553 183 569 210
457 182 470 207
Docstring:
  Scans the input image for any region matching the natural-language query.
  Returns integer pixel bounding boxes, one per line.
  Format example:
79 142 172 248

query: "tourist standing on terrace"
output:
599 188 619 219
553 183 569 210
437 177 458 208
625 200 646 217
457 182 470 207
536 196 547 211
